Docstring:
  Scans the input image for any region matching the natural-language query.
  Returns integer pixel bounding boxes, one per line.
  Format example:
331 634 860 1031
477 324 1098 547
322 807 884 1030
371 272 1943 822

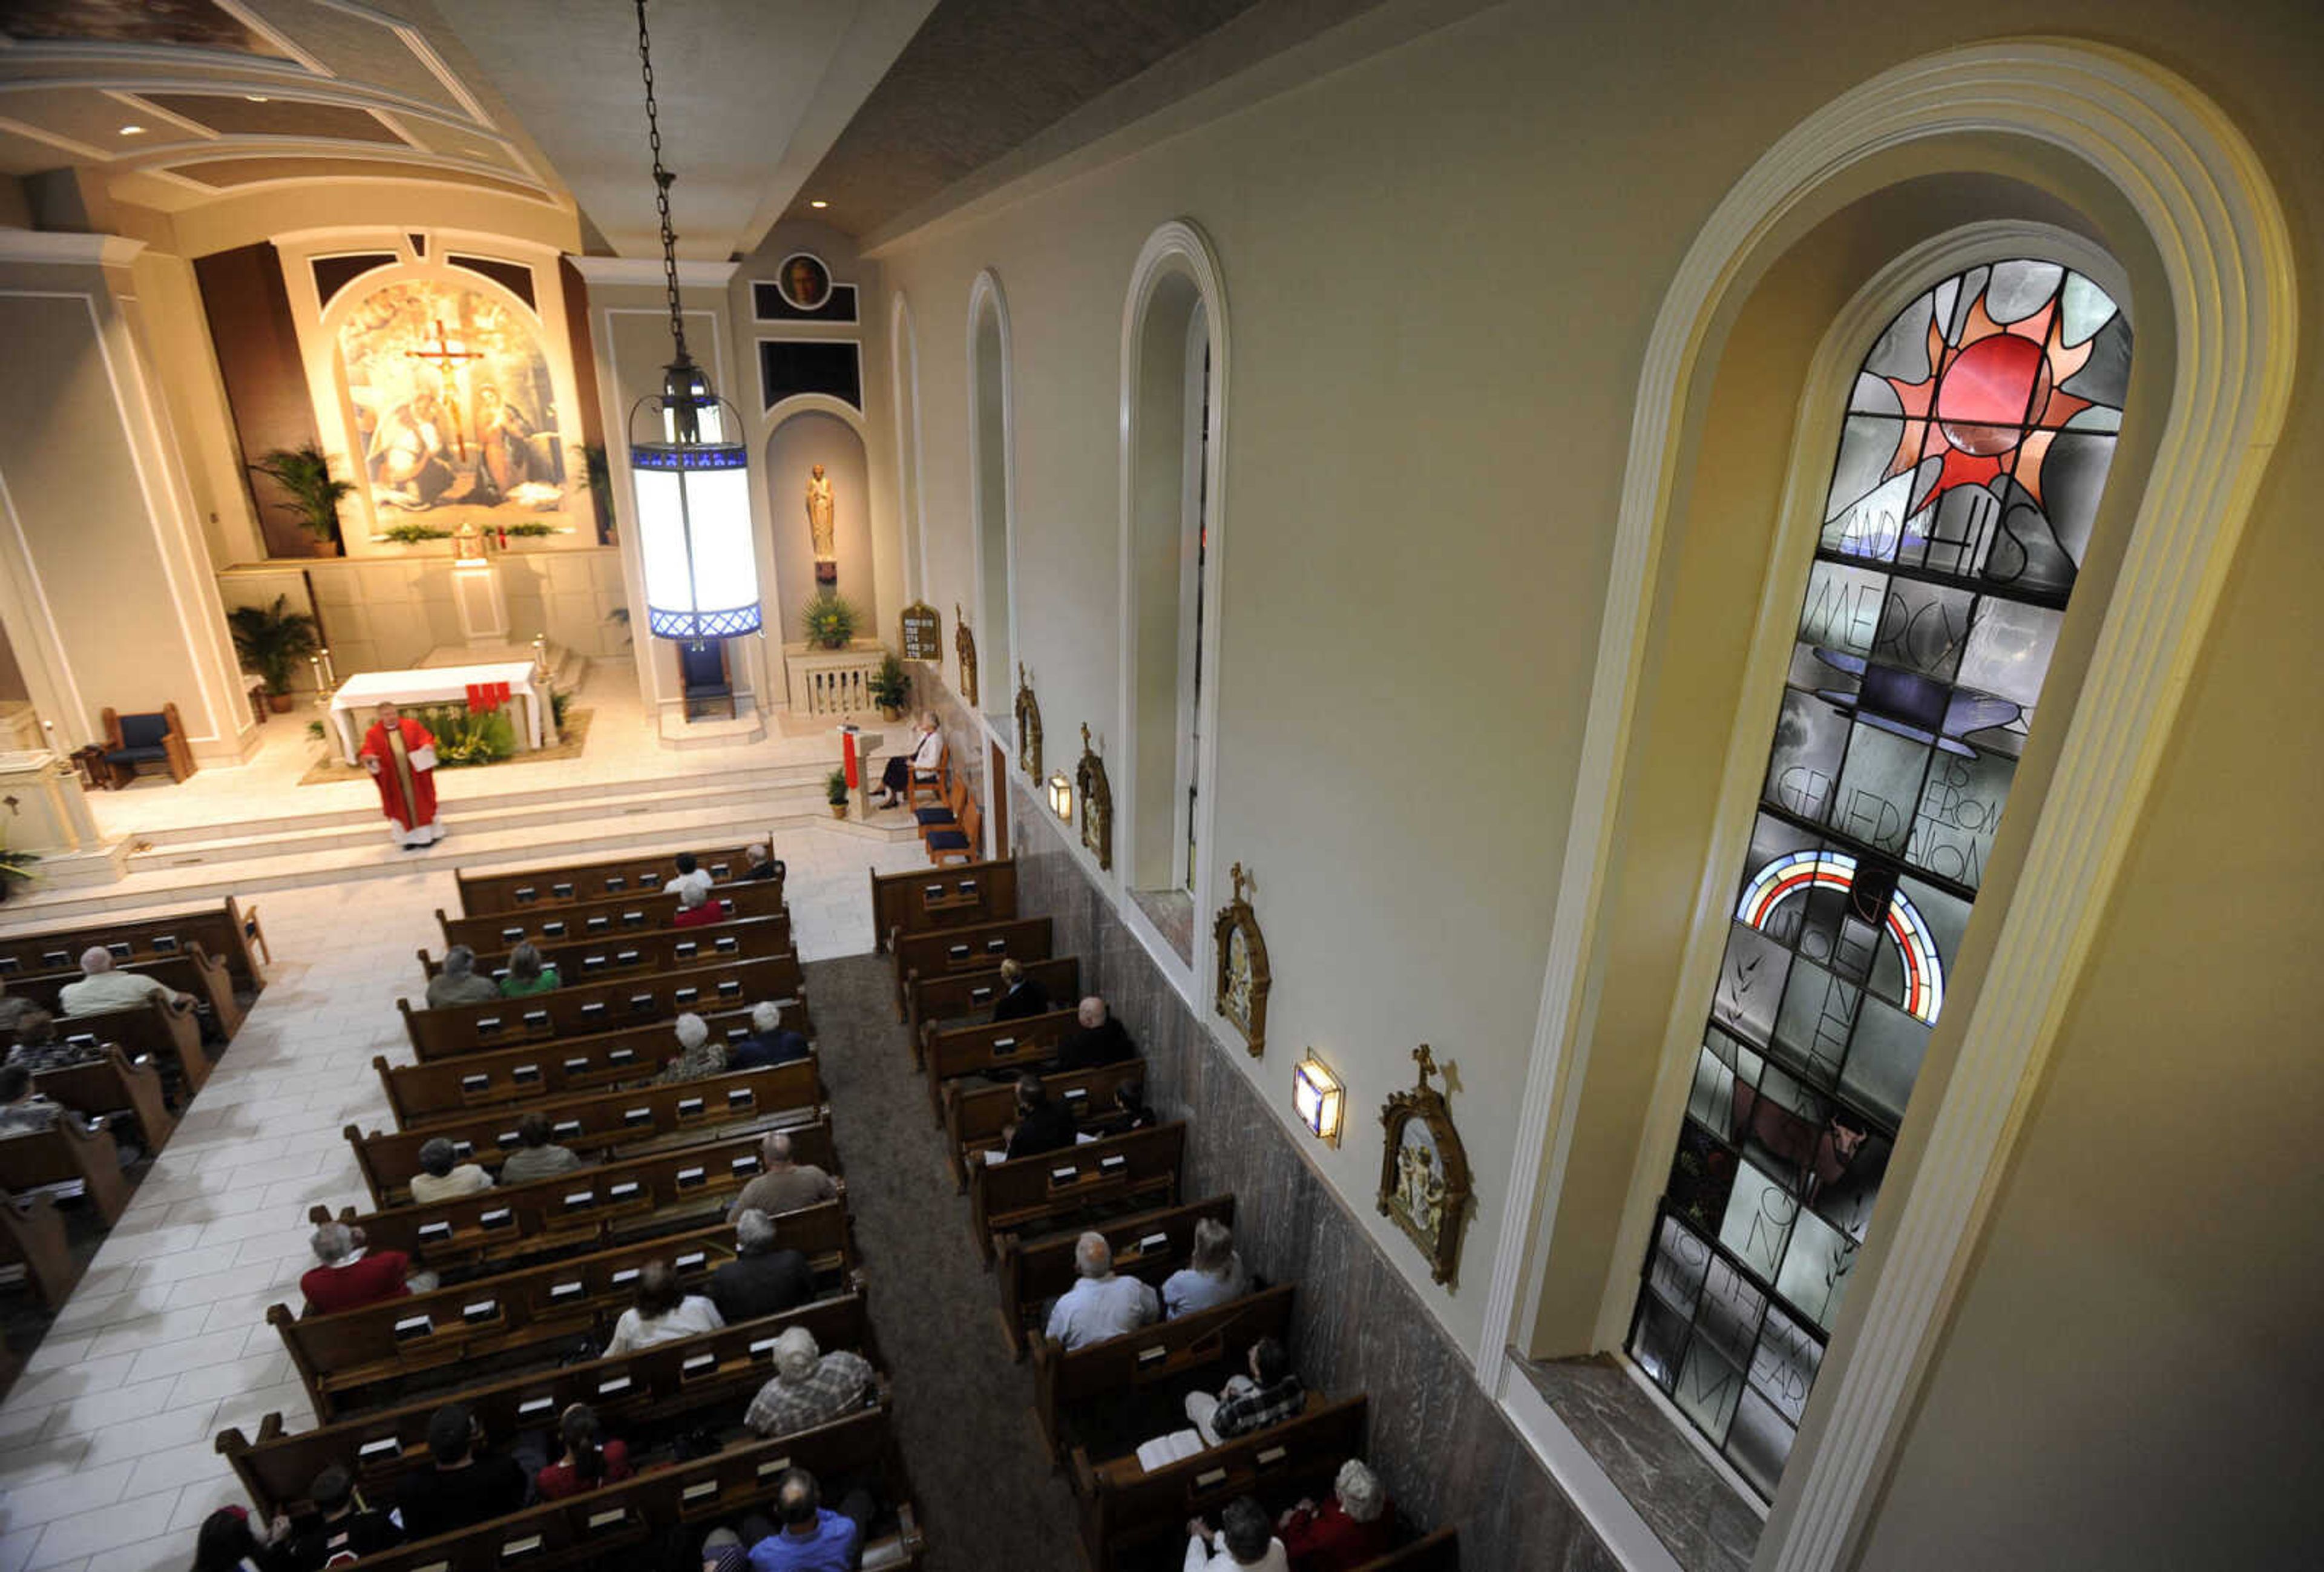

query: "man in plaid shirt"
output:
746 1324 874 1437
1186 1335 1304 1445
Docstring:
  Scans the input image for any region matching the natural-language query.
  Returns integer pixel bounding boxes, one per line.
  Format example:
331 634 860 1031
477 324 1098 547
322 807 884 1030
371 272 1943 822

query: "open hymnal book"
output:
1135 1429 1207 1472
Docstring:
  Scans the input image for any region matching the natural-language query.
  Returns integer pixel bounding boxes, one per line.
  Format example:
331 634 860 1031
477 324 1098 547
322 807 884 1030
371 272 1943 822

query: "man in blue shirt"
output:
749 1468 871 1571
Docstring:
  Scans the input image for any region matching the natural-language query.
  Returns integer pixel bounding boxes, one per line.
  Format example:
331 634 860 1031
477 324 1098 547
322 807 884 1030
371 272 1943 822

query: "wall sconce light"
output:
1048 771 1073 822
1292 1053 1344 1147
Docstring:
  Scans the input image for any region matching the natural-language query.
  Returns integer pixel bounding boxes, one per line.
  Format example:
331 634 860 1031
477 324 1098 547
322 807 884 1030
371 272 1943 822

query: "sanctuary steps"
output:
0 757 914 922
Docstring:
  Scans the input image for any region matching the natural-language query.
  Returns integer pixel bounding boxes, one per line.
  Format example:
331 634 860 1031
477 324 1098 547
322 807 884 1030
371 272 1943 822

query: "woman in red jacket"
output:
1277 1458 1393 1571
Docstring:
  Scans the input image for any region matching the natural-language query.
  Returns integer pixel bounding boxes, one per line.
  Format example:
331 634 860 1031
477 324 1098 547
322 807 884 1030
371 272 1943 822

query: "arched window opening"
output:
969 284 1013 720
1626 259 2132 1499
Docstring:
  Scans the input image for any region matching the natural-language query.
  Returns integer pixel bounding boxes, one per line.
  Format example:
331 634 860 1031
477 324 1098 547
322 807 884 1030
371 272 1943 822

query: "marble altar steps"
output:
15 761 911 920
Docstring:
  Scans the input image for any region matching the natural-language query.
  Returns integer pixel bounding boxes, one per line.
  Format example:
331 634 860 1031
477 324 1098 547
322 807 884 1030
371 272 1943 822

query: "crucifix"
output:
407 318 484 459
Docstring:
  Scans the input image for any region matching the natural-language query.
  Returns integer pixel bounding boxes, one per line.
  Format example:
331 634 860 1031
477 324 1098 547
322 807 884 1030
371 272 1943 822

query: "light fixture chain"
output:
634 0 688 360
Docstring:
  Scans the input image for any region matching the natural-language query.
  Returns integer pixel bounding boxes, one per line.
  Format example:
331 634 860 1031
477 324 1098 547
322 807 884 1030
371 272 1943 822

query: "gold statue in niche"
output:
954 604 979 707
806 464 836 584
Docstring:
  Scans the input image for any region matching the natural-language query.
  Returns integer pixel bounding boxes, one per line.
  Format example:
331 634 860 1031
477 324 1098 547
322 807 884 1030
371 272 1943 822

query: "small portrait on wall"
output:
1377 1045 1474 1288
776 252 833 312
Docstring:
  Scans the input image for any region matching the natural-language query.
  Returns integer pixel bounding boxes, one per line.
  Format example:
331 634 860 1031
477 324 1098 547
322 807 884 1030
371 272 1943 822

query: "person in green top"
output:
499 941 560 998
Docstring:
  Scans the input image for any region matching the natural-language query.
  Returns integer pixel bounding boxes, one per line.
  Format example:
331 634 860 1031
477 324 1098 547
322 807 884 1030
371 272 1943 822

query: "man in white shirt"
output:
1045 1231 1159 1352
1184 1498 1289 1571
662 852 714 902
57 948 193 1018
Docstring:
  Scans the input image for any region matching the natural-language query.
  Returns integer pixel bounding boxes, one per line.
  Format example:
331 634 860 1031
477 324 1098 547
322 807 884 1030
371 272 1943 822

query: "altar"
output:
326 661 551 765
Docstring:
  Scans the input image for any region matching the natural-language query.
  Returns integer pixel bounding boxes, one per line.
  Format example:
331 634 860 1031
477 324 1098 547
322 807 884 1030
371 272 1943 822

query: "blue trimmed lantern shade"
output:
630 357 760 640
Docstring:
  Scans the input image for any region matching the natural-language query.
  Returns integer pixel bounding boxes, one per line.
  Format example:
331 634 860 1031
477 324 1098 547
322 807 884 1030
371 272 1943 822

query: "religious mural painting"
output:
1377 1045 1472 1288
1627 260 2130 1499
1075 723 1112 871
1212 860 1271 1059
335 277 571 528
0 0 293 55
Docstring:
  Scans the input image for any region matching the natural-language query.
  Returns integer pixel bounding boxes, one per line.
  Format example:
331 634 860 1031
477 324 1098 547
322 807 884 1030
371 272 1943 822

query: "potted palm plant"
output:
826 768 850 819
249 442 356 557
868 652 909 721
229 596 322 712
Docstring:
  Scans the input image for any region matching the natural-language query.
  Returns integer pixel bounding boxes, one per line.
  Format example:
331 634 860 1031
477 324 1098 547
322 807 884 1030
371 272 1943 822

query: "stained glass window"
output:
1627 260 2129 1497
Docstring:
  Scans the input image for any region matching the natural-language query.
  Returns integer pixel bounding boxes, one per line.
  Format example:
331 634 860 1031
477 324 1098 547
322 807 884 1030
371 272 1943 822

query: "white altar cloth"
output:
328 662 549 765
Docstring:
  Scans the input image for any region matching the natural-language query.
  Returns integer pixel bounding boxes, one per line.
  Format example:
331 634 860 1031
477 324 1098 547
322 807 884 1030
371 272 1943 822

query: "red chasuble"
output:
360 715 438 835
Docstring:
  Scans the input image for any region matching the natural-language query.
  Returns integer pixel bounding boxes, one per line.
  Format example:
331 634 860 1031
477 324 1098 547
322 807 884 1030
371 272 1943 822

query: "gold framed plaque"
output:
1212 861 1272 1059
954 604 979 708
1015 664 1043 781
1075 723 1112 871
899 601 942 662
1377 1045 1474 1288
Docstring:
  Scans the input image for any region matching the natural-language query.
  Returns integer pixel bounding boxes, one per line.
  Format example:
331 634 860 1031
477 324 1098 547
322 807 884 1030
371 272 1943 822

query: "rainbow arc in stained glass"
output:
1626 260 2129 1501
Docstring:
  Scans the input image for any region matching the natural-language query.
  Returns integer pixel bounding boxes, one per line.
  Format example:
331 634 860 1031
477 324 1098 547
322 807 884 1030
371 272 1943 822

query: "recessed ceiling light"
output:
246 94 269 103
118 123 145 136
809 199 827 209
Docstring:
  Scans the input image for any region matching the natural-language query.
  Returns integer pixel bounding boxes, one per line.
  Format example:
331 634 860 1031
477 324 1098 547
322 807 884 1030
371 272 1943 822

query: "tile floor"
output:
0 826 928 1571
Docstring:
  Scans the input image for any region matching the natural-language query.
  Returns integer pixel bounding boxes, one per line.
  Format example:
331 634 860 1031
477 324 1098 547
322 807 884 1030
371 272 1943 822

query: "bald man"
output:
57 947 192 1018
1054 995 1135 1073
726 1129 837 1220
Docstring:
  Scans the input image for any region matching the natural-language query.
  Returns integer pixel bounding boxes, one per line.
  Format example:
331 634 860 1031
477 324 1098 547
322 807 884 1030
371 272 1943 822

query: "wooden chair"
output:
914 773 967 838
868 858 1019 953
928 798 982 867
905 741 951 811
98 703 195 784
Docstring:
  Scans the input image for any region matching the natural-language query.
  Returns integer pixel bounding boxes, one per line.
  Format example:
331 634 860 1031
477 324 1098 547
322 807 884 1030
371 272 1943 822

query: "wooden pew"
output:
456 843 770 916
905 955 1080 1062
418 912 793 984
324 1408 925 1572
1355 1530 1461 1571
33 1045 179 1150
1073 1395 1368 1572
374 999 813 1128
398 952 804 1060
271 1206 856 1419
345 1062 824 1206
0 895 268 993
317 1122 842 1272
1032 1284 1298 1468
218 1294 879 1518
870 857 1018 952
942 1059 1147 1189
890 915 1053 1016
919 1007 1080 1126
437 879 787 952
0 1114 132 1225
33 1001 210 1099
968 1122 1187 1264
10 944 245 1041
996 1196 1238 1360
0 1188 80 1311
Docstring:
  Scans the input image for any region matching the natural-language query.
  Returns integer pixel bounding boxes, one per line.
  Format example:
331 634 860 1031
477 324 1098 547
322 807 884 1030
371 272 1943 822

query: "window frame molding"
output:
888 289 930 602
1475 39 2297 1572
965 268 1021 742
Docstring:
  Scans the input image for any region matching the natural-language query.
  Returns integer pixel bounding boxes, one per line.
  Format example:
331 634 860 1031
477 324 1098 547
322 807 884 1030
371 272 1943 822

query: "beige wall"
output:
862 0 2324 1556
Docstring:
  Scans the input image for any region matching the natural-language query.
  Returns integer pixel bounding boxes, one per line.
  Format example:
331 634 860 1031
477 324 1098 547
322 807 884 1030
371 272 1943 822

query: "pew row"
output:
398 953 804 1059
868 857 1017 952
1033 1283 1297 1468
6 945 243 1042
0 1188 80 1311
943 1060 1147 1190
328 1408 924 1572
374 999 813 1128
890 915 1053 1017
417 913 792 984
968 1122 1187 1264
31 1001 211 1099
456 843 773 916
436 878 786 952
315 1122 842 1274
919 1007 1080 1127
1073 1394 1367 1572
905 955 1081 1062
271 1206 856 1419
995 1196 1239 1360
219 1293 881 1518
0 895 268 993
345 1061 824 1206
0 1114 132 1225
33 1045 179 1151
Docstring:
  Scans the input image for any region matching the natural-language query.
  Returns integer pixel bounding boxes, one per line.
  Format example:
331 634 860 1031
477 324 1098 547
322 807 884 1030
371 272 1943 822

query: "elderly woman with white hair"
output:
729 999 810 1071
743 1323 875 1438
1276 1458 1392 1571
300 1218 422 1315
658 1011 728 1085
869 711 944 810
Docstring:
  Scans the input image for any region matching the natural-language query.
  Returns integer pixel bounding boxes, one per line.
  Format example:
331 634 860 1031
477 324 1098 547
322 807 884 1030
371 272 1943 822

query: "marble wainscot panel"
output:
1005 775 1619 1570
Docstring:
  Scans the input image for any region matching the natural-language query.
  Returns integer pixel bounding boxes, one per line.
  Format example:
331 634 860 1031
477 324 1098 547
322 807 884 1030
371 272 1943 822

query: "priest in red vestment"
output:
359 702 444 848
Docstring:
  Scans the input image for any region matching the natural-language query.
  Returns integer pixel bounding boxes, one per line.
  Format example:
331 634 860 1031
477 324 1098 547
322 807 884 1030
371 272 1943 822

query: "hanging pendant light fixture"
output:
627 0 760 642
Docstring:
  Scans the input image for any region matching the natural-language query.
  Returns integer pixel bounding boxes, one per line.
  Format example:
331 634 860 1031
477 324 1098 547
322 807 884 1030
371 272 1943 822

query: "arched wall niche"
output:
1479 39 2294 1572
967 270 1016 720
764 401 873 645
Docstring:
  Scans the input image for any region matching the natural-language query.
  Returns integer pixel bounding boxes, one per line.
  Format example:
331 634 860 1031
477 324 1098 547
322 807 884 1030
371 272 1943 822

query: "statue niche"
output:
806 463 836 584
